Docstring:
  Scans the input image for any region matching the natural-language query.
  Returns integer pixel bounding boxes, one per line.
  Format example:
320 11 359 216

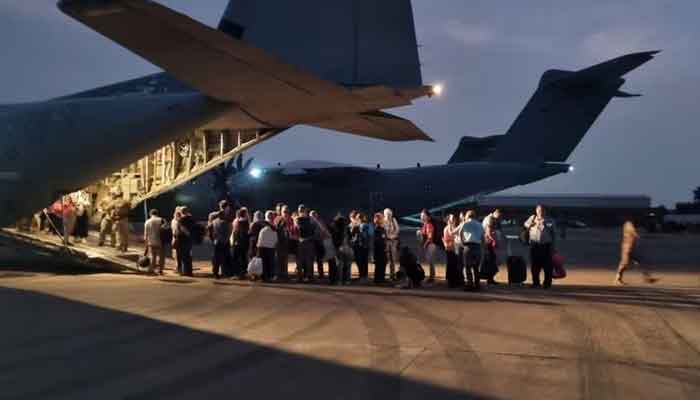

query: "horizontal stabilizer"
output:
543 51 660 90
58 0 365 117
614 90 642 98
310 111 433 142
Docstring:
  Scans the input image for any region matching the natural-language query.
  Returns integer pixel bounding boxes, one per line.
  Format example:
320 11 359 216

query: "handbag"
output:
519 226 530 245
339 243 354 260
552 252 567 279
137 247 150 269
247 256 263 277
322 238 336 261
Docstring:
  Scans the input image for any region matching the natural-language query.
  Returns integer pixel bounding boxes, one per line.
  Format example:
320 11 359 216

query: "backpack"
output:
275 220 289 245
519 217 533 245
159 223 173 246
233 219 250 245
297 216 315 240
350 224 367 248
191 222 206 245
432 219 446 250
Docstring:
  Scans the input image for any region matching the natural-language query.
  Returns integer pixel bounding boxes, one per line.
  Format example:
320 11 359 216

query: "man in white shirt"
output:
524 205 557 288
144 209 165 275
461 210 485 291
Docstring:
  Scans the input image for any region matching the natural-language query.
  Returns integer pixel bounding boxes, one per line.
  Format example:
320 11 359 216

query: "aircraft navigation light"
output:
250 167 263 179
568 165 575 173
430 83 444 97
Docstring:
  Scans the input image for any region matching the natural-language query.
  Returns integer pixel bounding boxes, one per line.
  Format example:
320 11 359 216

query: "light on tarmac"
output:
430 83 444 97
250 167 263 179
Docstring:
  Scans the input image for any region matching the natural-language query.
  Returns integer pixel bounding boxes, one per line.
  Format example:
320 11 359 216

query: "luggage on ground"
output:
507 256 527 284
248 256 263 277
137 248 150 269
552 252 567 279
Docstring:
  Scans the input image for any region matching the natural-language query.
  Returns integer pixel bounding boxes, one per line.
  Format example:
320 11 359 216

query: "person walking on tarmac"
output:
524 205 557 289
615 219 657 285
112 191 131 252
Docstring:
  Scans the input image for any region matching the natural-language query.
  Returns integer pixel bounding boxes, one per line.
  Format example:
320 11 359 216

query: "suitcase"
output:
507 256 527 284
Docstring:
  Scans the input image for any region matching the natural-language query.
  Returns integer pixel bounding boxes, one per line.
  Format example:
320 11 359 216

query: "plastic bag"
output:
248 256 263 277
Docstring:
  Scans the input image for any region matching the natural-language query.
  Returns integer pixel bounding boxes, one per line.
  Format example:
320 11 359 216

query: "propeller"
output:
211 154 255 203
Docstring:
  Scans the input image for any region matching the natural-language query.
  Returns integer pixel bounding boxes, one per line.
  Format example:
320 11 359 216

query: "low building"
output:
477 194 652 227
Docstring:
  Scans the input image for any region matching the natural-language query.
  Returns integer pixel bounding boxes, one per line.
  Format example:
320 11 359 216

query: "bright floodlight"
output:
431 83 444 97
250 167 263 179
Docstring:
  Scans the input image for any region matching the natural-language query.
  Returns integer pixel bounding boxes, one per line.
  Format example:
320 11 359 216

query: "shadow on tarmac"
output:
0 286 495 400
209 279 700 311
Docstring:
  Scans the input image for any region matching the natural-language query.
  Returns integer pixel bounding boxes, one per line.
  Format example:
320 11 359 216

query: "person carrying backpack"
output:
524 205 557 289
295 205 317 282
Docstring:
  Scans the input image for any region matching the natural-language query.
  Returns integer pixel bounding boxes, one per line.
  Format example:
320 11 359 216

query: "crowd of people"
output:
138 199 584 291
26 192 649 289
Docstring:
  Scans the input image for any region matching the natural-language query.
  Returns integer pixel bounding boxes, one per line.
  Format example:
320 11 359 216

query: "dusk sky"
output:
1 1 697 206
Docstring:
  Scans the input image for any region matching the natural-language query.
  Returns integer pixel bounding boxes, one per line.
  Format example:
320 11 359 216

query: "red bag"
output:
552 253 567 279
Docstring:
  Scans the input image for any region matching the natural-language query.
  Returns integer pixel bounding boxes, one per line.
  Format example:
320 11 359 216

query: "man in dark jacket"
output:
177 206 195 277
295 205 317 282
209 201 233 279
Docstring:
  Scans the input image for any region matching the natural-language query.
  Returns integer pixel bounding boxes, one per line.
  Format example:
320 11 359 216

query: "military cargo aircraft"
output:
0 0 438 227
164 51 658 220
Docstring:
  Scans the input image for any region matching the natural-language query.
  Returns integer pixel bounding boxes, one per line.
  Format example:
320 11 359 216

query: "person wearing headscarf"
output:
248 211 266 265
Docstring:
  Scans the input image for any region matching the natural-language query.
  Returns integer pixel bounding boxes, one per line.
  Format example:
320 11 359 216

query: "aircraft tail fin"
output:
488 51 658 163
218 0 423 88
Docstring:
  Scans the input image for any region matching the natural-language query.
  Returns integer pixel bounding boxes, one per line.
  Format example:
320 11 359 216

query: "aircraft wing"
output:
58 0 366 116
310 111 433 142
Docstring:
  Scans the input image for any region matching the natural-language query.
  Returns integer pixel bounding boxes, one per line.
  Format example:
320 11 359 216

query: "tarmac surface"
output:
0 229 699 399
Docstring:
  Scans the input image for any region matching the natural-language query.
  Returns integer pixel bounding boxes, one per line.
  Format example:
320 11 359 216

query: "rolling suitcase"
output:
505 239 527 284
507 256 527 285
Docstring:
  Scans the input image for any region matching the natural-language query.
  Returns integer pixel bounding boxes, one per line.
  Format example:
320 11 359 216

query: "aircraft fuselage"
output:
0 93 230 226
170 162 570 220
